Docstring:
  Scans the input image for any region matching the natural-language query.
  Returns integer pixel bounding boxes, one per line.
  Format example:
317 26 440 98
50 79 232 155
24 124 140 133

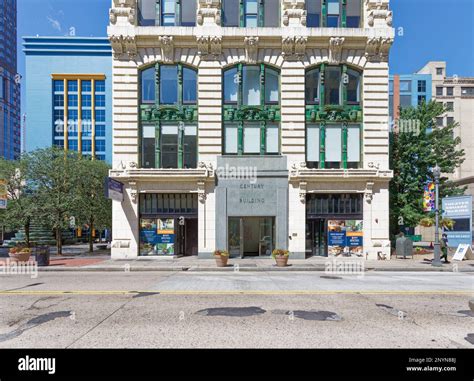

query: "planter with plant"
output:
8 246 32 262
213 250 229 267
272 249 290 267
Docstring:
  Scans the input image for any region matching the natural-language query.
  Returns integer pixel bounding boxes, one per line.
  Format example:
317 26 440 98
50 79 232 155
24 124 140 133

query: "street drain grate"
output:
320 275 343 280
196 306 266 317
286 310 343 321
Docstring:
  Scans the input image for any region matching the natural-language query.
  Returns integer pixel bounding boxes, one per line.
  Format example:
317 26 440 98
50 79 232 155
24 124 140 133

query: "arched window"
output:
305 64 362 170
222 0 280 27
223 64 281 155
139 63 198 169
306 0 361 28
138 0 197 26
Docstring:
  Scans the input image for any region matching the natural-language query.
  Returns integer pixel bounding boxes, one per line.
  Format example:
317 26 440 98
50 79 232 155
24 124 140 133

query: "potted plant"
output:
213 250 229 267
9 246 32 262
272 249 290 267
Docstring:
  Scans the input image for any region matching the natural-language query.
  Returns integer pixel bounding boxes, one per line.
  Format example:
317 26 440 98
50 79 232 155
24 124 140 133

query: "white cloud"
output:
47 16 62 32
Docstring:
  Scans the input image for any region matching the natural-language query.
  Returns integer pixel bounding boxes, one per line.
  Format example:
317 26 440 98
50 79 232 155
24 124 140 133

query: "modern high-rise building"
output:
23 37 113 163
108 0 394 260
417 61 474 199
0 0 21 159
389 73 432 121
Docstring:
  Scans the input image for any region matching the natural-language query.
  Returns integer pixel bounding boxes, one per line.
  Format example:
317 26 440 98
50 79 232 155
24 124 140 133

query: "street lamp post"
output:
432 164 443 267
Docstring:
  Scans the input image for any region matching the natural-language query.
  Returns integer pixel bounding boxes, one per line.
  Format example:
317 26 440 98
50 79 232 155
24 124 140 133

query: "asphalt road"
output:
0 271 472 348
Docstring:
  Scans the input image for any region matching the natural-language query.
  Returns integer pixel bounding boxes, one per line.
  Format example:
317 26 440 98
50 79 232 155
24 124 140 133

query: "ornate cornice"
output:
244 37 259 64
159 36 174 63
110 34 137 59
197 36 222 59
365 36 393 62
197 0 221 26
109 0 136 26
282 0 307 27
282 36 307 60
329 37 345 64
365 0 393 28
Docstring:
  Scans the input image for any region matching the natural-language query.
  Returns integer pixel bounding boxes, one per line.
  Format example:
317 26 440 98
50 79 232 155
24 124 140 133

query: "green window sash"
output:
319 122 326 168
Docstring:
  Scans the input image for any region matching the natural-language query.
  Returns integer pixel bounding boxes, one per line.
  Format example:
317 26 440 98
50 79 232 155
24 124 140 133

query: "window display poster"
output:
139 218 175 256
140 219 159 256
156 218 175 256
328 220 363 257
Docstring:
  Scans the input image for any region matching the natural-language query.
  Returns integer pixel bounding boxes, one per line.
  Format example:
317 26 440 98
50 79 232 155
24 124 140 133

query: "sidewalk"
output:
1 253 470 272
1 244 473 272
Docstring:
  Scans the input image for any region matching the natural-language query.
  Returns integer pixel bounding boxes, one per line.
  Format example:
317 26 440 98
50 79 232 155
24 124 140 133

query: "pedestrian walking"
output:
440 233 450 264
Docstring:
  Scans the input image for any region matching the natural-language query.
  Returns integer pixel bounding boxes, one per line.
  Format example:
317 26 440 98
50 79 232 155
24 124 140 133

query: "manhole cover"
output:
196 306 266 317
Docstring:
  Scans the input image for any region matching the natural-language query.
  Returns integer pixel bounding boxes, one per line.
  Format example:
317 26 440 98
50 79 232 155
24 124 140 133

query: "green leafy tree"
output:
26 147 83 255
74 158 112 252
390 100 465 237
0 157 36 246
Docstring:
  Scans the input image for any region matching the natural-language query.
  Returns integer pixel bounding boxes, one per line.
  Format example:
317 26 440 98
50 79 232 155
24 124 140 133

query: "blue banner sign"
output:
442 195 473 248
105 177 124 202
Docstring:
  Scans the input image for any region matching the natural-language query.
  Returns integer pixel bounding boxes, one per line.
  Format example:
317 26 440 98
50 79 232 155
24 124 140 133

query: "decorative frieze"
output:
159 36 174 63
282 0 307 27
109 0 136 26
282 36 307 60
110 35 137 59
365 37 393 62
365 0 393 28
197 0 221 26
328 37 345 64
196 36 222 59
244 37 259 64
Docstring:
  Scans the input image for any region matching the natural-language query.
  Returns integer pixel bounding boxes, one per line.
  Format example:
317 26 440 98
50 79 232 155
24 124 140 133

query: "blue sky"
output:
16 0 474 109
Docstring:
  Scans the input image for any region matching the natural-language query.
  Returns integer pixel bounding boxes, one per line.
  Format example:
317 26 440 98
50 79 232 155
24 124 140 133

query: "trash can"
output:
35 245 50 266
396 236 413 259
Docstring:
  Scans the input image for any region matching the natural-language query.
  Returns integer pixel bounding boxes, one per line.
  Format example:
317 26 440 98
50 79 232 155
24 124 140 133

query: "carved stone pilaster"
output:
129 181 138 204
109 35 137 60
159 36 174 63
109 0 136 26
197 181 207 203
282 0 307 27
197 36 222 59
364 181 375 204
197 0 221 26
365 37 393 62
365 0 393 28
329 37 345 64
299 181 307 203
244 37 259 64
282 36 307 61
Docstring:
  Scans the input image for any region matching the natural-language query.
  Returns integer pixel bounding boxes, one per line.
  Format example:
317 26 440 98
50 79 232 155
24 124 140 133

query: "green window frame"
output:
139 63 198 169
223 64 281 156
305 64 363 169
138 0 197 26
306 0 361 28
222 0 280 27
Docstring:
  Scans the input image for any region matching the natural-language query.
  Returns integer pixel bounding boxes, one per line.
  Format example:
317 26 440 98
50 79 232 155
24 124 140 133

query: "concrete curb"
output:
34 266 474 273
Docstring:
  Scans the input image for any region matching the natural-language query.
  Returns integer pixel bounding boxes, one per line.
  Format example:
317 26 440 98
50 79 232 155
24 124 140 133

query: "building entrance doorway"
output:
307 219 327 257
228 217 275 258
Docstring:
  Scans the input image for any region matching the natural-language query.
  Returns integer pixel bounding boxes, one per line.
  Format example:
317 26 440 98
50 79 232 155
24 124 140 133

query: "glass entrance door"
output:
228 217 275 258
311 219 327 257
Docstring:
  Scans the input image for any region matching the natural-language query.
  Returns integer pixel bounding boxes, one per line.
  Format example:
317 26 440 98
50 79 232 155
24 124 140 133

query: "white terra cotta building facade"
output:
108 0 394 260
